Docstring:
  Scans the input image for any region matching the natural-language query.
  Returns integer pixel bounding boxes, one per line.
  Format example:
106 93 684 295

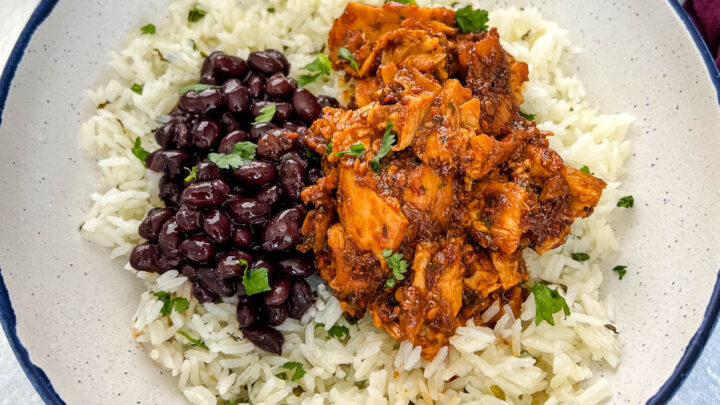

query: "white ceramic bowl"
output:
1 0 719 404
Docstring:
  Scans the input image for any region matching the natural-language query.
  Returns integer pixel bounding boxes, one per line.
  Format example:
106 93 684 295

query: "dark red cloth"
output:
684 0 720 68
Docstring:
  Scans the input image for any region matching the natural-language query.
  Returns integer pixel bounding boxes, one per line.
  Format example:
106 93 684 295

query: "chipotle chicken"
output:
299 2 606 359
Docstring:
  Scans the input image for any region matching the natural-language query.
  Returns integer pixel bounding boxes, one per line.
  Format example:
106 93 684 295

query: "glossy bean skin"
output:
256 130 294 161
192 280 219 303
193 119 221 149
249 122 278 141
265 49 290 75
197 267 236 297
202 209 231 243
250 100 273 119
221 113 243 133
175 122 194 149
195 161 222 181
130 243 159 272
181 236 216 263
317 95 340 109
246 74 266 99
291 88 322 123
261 208 303 251
154 122 176 149
223 79 252 115
158 218 182 258
232 227 253 247
159 176 183 206
279 158 306 200
138 208 175 241
228 198 271 225
255 184 281 206
175 205 202 232
289 280 313 319
180 262 197 279
236 303 256 328
251 257 275 280
264 278 291 306
307 167 324 184
233 160 277 185
265 73 297 100
156 254 182 272
241 325 284 354
216 250 254 278
218 130 249 153
149 150 191 176
181 180 230 207
212 54 249 77
200 53 218 85
277 256 316 278
179 88 225 115
266 304 289 326
273 102 293 122
248 51 284 75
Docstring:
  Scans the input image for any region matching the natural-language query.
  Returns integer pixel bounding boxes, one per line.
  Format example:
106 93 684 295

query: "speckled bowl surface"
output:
0 0 719 404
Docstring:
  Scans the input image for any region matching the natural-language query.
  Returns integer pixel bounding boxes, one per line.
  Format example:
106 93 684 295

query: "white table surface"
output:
0 1 718 404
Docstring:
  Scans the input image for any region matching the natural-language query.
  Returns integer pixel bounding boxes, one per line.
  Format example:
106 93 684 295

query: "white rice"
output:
80 0 633 404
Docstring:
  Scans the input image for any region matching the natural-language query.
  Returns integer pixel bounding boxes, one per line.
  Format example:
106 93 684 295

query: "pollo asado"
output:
298 2 606 359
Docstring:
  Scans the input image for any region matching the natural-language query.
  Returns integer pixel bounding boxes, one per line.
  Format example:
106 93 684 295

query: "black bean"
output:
265 49 290 75
180 262 197 279
218 130 249 153
233 160 277 185
216 250 254 278
307 167 324 184
241 325 284 354
228 198 271 225
159 176 183 206
283 121 304 132
251 257 276 280
255 184 281 206
256 129 294 161
262 208 303 251
223 79 252 115
202 209 231 243
149 150 191 176
139 208 175 241
181 236 216 263
156 254 182 272
246 74 266 99
265 73 297 100
176 121 194 149
250 100 273 119
279 151 308 168
179 88 225 115
291 88 322 123
130 243 159 272
197 267 236 297
317 95 340 109
196 161 222 181
158 218 182 258
212 54 249 78
277 256 316 278
264 278 291 306
279 158 306 200
200 53 218 85
193 119 221 149
175 205 202 232
236 303 256 328
181 180 230 207
289 280 314 319
221 113 243 133
192 280 219 303
249 122 278 141
232 227 253 248
154 123 176 148
267 304 289 326
248 51 284 75
273 102 293 122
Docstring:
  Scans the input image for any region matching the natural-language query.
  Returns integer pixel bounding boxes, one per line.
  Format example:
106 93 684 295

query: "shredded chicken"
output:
300 2 606 359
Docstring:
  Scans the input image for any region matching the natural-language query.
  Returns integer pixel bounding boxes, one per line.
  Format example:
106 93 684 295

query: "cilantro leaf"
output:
297 54 332 87
132 137 150 167
518 111 535 121
172 297 190 314
177 331 208 350
131 83 144 95
242 267 271 296
386 0 417 4
571 252 590 262
253 103 276 124
207 141 256 170
580 165 590 174
190 39 199 51
280 362 306 381
455 6 489 33
613 265 627 280
267 7 275 13
223 399 250 405
617 195 634 208
178 83 221 95
371 120 396 173
184 166 197 182
334 142 365 158
325 142 333 156
382 249 408 288
154 291 190 316
315 323 350 339
532 284 570 326
337 47 359 71
489 385 506 401
140 24 156 35
188 5 207 22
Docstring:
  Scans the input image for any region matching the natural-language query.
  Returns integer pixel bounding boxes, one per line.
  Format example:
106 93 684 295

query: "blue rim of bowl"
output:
0 0 719 404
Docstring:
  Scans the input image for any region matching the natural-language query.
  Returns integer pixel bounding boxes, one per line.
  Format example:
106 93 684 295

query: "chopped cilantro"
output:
132 137 150 167
613 265 627 280
154 291 190 316
334 142 365 158
242 267 271 296
489 385 506 400
337 47 359 71
280 362 306 381
140 24 156 35
267 7 275 13
455 6 489 33
130 83 144 95
325 142 333 156
190 38 199 51
184 166 197 182
518 110 535 121
617 195 634 208
188 5 207 22
580 165 590 174
223 399 250 405
531 284 570 326
383 249 408 288
370 120 396 173
253 103 276 124
571 252 590 262
207 141 256 170
177 331 208 350
297 54 332 87
315 323 350 339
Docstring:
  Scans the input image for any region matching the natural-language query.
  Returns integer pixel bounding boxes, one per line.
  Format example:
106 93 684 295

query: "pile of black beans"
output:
129 49 339 354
